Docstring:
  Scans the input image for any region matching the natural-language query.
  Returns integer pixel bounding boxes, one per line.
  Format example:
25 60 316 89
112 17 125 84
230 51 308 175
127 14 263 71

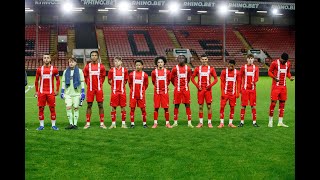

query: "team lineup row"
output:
28 50 294 131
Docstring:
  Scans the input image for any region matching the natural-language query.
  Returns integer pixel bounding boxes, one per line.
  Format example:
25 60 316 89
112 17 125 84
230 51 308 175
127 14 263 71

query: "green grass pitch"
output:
25 75 295 179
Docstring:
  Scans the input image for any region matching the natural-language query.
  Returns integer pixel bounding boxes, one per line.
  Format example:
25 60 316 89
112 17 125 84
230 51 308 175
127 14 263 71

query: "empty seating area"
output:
50 51 68 71
99 25 175 70
236 25 295 68
173 25 222 61
25 24 74 71
173 25 247 68
25 25 51 70
25 24 295 71
58 24 74 35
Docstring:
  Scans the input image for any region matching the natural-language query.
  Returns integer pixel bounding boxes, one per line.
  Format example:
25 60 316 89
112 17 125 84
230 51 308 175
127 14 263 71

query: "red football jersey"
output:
83 63 106 91
191 65 218 89
151 68 171 94
108 67 128 94
268 59 292 87
129 71 149 99
35 65 60 94
240 64 259 90
171 65 192 91
220 68 241 95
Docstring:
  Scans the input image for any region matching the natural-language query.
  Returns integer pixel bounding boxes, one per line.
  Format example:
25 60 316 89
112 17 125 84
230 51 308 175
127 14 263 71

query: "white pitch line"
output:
25 85 34 94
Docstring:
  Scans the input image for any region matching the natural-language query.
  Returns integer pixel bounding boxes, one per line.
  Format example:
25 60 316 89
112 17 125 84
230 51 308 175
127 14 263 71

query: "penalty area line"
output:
25 85 34 94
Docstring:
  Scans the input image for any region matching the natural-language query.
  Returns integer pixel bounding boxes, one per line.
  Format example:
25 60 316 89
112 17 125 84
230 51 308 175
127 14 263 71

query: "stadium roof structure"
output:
26 0 295 14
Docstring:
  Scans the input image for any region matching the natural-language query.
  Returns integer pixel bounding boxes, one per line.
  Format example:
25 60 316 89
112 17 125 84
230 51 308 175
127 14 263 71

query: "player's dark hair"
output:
229 59 236 65
154 56 167 65
200 54 207 58
281 52 289 61
247 54 254 59
178 54 187 63
90 50 99 57
134 59 144 65
69 57 77 62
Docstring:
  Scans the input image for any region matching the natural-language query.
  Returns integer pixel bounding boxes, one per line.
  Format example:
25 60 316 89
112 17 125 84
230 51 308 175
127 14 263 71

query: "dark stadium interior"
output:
25 0 295 73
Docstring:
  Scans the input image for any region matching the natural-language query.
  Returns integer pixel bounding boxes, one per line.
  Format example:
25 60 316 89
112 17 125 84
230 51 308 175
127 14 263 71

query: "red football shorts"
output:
130 97 146 108
241 89 256 106
110 92 126 107
154 93 169 108
197 89 212 105
220 93 237 107
173 89 190 104
86 89 104 103
271 85 287 101
37 93 56 107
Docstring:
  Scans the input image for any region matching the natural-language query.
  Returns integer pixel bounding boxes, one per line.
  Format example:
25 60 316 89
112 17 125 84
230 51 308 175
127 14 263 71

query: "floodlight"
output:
118 1 130 12
168 2 180 14
62 2 73 13
218 4 229 16
272 9 278 15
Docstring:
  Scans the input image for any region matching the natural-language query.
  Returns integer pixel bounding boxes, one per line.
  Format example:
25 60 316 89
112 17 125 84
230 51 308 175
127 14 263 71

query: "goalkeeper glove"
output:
60 89 65 99
80 88 85 100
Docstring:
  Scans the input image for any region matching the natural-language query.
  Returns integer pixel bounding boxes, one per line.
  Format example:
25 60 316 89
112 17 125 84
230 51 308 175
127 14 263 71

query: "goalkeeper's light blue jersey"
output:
62 69 85 96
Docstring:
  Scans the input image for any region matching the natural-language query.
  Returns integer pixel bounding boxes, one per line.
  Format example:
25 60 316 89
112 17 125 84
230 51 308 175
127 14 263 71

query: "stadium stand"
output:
25 24 295 71
99 25 175 70
25 1 295 72
172 25 248 68
25 25 50 70
236 25 295 68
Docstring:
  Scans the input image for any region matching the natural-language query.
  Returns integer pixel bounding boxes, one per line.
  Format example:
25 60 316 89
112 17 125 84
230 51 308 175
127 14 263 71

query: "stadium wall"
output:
25 11 294 26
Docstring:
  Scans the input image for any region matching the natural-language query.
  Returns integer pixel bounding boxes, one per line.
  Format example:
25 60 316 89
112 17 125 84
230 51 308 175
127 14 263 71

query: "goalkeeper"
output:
60 57 85 129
